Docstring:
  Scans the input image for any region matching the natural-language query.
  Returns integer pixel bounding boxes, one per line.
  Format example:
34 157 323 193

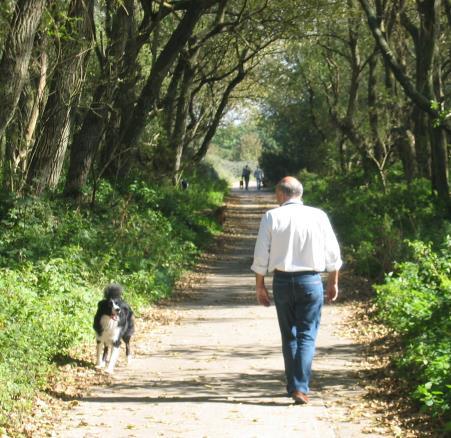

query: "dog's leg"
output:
105 339 121 374
106 345 120 374
124 339 132 365
104 344 114 368
95 341 105 368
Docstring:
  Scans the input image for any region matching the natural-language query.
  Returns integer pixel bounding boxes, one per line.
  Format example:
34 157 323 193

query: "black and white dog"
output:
93 284 135 373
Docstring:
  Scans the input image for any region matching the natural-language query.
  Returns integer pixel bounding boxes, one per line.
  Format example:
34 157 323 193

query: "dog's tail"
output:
104 283 123 299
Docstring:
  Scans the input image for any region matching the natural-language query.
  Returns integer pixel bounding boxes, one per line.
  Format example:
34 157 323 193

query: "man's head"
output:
276 176 303 204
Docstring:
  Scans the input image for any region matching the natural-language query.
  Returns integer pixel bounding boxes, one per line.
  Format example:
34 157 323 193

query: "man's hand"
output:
255 273 270 306
326 270 339 303
256 285 271 307
326 283 338 302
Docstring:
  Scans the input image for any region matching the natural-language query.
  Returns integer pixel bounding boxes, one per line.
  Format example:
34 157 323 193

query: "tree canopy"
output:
0 0 449 206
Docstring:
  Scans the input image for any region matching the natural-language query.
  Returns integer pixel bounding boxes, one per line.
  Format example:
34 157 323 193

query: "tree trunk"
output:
171 54 197 183
367 53 385 162
0 0 47 142
429 22 449 203
104 3 210 179
27 0 94 194
429 120 449 201
24 35 48 153
193 61 246 162
3 87 33 192
394 127 417 182
162 56 185 142
412 107 431 176
64 0 135 199
2 81 40 192
63 83 109 199
445 0 451 24
409 0 438 177
3 28 48 192
358 0 441 118
418 0 448 202
325 4 375 176
359 0 449 204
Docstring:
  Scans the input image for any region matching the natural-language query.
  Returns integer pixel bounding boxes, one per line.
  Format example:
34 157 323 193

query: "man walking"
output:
254 166 264 190
242 165 251 190
251 176 342 404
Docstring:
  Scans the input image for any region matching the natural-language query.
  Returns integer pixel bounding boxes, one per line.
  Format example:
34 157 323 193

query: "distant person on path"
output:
254 167 264 190
251 176 342 405
242 165 251 190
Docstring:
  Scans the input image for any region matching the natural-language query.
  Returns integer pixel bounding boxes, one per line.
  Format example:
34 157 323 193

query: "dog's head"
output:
105 298 122 321
104 283 123 300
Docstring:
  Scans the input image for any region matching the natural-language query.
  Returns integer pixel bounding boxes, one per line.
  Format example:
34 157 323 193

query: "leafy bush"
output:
298 170 450 428
375 238 451 423
298 170 449 278
0 172 227 430
0 263 97 428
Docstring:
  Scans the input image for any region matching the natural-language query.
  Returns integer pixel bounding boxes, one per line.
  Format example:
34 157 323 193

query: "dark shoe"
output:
292 390 309 404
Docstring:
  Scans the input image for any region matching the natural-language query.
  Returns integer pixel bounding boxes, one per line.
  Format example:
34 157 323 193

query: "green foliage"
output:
0 172 227 429
0 259 97 428
299 171 451 428
255 44 338 183
431 100 451 128
211 118 263 162
299 170 449 278
0 1 15 45
258 95 334 182
375 239 451 421
299 169 450 425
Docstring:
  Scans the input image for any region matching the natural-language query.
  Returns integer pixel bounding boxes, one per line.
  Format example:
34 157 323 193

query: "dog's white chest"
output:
97 315 121 343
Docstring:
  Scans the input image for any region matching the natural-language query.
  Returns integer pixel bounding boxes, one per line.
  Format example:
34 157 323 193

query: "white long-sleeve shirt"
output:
251 199 342 275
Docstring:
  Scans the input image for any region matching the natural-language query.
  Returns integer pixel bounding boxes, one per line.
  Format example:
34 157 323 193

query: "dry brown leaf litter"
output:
339 276 442 437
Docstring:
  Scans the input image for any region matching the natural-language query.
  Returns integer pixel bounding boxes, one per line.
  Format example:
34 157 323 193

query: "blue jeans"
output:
272 271 323 394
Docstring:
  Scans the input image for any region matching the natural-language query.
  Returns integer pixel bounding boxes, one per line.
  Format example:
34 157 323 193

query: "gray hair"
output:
276 177 303 198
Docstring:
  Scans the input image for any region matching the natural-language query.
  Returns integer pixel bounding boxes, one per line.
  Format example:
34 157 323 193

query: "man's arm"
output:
251 214 271 306
326 270 339 302
322 212 342 302
255 273 271 306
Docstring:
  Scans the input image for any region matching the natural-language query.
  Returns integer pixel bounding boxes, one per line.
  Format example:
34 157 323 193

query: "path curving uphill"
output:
52 188 387 438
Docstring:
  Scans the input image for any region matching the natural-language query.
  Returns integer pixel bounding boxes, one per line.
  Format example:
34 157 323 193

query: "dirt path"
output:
52 188 388 438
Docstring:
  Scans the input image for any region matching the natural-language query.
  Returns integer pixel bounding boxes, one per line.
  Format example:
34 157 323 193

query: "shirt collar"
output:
281 198 303 206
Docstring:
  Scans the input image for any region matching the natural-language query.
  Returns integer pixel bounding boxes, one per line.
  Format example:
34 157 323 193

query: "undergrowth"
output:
298 169 450 429
0 170 227 433
375 239 451 430
299 170 449 279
